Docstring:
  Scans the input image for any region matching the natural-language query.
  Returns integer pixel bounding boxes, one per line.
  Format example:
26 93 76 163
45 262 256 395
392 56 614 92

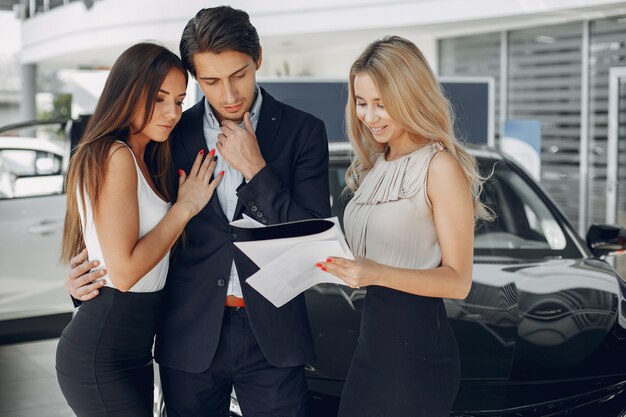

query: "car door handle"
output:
530 307 566 318
28 220 61 235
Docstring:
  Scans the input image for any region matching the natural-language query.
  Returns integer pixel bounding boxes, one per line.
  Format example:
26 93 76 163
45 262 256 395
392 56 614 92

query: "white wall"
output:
21 0 625 110
260 36 437 79
21 0 626 75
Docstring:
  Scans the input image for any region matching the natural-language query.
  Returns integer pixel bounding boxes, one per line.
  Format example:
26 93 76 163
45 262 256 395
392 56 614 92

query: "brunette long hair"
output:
61 42 188 263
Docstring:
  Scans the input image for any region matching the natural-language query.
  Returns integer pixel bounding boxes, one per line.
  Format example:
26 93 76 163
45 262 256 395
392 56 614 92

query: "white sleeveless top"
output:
77 141 171 292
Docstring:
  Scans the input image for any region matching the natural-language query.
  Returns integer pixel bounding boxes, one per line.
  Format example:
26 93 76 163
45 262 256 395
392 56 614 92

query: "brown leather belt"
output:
225 295 245 308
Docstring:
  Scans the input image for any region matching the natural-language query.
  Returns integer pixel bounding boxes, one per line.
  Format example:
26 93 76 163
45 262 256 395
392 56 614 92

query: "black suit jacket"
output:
154 89 330 372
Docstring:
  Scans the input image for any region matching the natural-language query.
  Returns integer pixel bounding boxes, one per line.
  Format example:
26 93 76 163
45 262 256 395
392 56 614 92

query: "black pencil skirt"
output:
337 285 460 417
56 286 163 417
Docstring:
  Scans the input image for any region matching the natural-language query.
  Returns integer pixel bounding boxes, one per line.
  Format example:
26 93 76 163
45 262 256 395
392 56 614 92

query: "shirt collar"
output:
203 84 263 130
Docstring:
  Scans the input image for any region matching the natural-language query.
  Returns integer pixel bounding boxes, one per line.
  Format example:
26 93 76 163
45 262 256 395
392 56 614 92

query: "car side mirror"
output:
586 224 626 258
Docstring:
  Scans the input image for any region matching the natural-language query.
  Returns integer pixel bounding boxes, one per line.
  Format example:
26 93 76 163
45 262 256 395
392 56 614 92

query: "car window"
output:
328 151 581 261
0 149 62 177
0 121 69 200
475 158 581 259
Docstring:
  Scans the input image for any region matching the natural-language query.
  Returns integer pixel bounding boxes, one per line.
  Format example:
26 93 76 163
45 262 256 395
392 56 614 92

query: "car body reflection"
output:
2 121 626 416
302 143 626 417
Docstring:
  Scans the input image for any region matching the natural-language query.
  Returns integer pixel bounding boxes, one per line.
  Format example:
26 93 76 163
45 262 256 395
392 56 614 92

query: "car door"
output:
0 121 73 343
493 162 623 411
0 194 68 317
306 151 522 412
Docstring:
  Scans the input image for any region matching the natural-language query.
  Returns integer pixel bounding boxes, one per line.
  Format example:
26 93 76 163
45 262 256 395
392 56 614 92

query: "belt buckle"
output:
225 295 245 309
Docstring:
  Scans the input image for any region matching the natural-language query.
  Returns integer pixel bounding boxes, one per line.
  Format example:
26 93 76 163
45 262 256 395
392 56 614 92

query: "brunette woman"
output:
56 42 222 417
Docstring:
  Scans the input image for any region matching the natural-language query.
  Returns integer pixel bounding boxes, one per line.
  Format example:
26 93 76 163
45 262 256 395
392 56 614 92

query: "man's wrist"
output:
244 161 267 181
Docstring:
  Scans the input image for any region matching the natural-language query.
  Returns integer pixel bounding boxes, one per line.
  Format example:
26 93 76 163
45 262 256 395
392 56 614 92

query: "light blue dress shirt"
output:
202 85 263 298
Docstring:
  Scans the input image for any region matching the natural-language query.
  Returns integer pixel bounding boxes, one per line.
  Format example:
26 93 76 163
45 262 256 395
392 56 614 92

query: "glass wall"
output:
440 17 626 234
20 0 93 19
617 74 626 276
589 17 626 226
507 23 582 227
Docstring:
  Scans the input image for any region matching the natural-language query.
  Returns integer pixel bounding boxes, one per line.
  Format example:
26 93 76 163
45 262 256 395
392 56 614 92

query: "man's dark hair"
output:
180 6 261 77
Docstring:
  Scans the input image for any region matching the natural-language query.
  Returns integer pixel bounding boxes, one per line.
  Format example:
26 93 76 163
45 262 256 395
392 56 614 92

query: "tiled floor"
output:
0 338 75 417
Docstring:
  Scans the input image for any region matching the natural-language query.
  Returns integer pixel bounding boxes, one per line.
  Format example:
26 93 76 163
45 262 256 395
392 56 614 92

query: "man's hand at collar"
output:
217 112 266 181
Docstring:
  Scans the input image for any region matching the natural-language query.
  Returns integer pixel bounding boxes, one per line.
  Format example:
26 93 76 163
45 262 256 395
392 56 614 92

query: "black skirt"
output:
337 285 460 417
56 286 163 417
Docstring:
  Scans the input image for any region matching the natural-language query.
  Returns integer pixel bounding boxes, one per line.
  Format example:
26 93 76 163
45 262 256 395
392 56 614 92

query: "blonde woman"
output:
317 36 491 416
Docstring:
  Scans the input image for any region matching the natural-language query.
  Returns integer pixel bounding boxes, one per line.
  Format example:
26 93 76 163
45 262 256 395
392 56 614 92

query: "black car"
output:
295 142 626 417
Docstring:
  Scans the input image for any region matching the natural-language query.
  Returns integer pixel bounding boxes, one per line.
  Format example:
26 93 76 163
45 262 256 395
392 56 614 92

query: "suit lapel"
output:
233 88 282 220
179 100 208 161
180 99 229 223
255 88 282 158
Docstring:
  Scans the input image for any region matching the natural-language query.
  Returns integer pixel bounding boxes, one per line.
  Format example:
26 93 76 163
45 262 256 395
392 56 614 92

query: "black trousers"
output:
159 307 308 417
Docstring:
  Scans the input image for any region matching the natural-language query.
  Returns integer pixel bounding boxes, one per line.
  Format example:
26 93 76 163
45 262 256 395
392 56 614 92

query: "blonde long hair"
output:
60 43 188 263
345 36 491 221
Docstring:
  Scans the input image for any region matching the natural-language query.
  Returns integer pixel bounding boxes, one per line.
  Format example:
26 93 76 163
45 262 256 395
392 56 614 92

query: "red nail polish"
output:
199 149 204 155
326 258 332 263
178 169 183 176
209 149 215 157
315 263 322 268
219 170 225 176
321 267 327 272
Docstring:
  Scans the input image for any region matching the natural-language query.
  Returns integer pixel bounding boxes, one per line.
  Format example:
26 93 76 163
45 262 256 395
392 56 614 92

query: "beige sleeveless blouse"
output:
344 143 443 270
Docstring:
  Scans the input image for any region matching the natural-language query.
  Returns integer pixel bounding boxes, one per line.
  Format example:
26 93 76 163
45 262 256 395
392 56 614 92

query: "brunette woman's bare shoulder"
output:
102 141 137 181
107 140 130 158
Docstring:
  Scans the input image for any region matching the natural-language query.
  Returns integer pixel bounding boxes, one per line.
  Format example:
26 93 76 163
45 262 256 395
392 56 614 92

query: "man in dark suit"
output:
65 6 330 417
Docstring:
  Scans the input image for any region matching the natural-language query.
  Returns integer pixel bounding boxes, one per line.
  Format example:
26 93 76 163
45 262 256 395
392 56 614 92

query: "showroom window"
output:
589 16 626 226
507 22 583 229
440 17 626 239
589 16 626 276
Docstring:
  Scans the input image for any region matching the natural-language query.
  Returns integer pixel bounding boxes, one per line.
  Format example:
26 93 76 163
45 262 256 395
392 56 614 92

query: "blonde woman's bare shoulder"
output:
427 149 470 201
429 148 464 178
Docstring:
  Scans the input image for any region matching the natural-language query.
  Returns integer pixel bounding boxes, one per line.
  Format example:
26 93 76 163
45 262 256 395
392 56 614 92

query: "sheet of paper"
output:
229 216 354 307
231 214 266 228
232 217 353 268
245 240 349 307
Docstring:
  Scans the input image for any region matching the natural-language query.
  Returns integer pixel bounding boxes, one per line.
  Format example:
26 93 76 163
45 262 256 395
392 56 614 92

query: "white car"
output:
0 137 66 198
0 120 74 343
